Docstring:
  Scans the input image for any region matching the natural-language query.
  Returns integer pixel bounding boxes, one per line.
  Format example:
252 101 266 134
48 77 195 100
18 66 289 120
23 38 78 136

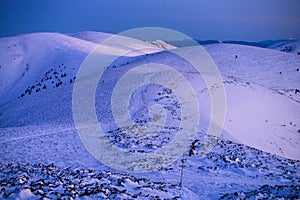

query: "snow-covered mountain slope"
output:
0 32 92 104
127 45 300 160
205 44 300 90
202 44 300 160
70 31 177 51
0 32 168 105
69 31 113 43
205 44 300 102
147 40 177 50
1 36 300 156
224 80 300 160
1 42 299 160
0 32 299 199
268 40 300 54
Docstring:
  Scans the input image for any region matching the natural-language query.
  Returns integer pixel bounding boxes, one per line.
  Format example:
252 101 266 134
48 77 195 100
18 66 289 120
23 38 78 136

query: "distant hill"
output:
166 38 300 54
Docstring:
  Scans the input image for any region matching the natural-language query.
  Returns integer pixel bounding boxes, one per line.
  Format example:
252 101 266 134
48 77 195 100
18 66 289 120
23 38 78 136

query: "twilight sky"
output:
0 0 299 41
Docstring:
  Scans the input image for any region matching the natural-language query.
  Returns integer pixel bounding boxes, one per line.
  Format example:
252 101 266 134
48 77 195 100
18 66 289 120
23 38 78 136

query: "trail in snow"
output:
0 32 299 199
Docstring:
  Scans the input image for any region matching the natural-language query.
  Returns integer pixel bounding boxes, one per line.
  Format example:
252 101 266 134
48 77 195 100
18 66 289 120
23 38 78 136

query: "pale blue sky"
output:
0 0 299 41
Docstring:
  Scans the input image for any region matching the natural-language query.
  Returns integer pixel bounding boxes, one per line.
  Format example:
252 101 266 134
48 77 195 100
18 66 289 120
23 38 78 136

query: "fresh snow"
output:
0 32 167 104
0 31 299 199
146 40 177 50
268 40 300 54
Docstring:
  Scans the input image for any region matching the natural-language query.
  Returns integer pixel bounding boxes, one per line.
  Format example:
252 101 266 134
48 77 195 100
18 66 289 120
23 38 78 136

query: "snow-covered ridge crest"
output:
147 40 177 50
0 31 169 104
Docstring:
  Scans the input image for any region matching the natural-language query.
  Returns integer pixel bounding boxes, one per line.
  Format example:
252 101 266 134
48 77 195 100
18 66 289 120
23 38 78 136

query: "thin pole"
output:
180 153 184 188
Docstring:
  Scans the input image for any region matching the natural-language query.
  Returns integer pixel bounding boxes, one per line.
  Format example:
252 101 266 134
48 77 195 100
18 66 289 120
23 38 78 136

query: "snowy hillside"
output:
147 40 177 50
206 44 300 101
0 32 167 104
204 44 300 160
268 40 300 54
0 32 299 199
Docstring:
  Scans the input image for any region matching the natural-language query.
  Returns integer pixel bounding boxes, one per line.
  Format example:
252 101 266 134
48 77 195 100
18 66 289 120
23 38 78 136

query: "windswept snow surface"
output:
147 40 177 50
0 32 299 199
268 40 300 54
204 44 300 160
0 32 167 105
